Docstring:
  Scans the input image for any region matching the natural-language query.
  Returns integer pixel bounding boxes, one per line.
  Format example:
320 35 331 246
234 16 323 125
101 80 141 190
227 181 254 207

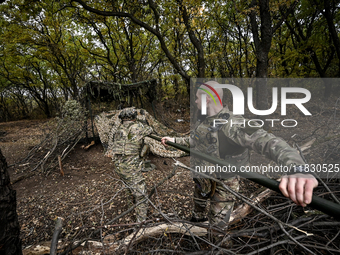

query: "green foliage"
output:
0 0 339 121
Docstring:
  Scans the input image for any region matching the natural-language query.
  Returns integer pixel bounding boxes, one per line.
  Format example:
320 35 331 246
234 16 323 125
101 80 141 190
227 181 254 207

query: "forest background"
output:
1 0 340 121
1 0 340 253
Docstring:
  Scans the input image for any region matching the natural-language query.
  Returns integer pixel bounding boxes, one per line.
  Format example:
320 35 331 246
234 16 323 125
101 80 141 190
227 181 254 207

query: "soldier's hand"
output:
161 137 175 146
279 174 318 207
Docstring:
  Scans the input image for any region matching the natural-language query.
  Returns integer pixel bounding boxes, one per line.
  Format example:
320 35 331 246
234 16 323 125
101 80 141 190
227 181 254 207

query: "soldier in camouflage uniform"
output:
112 108 153 222
162 81 318 229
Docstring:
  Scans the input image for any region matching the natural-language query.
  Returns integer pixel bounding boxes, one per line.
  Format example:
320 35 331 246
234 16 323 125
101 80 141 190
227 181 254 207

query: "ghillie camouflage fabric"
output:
175 107 305 227
94 108 188 158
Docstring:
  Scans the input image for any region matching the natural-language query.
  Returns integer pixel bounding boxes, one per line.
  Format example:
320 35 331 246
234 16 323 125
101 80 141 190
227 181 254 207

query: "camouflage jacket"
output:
176 107 305 168
112 120 153 156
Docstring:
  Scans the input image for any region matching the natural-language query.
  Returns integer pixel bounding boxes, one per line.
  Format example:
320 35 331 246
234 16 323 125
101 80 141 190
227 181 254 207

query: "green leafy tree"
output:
68 0 210 85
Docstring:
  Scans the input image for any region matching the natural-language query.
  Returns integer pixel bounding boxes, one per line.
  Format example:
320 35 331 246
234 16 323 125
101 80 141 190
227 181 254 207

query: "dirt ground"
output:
1 93 340 253
0 113 198 252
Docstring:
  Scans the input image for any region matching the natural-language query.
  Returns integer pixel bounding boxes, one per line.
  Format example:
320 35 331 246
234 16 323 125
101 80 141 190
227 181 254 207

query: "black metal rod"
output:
148 134 340 220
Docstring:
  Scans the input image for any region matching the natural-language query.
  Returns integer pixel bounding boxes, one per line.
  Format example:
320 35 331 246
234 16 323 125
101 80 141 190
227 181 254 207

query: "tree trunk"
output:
178 0 205 78
323 0 340 77
250 0 297 119
249 0 271 128
255 54 269 112
0 149 22 255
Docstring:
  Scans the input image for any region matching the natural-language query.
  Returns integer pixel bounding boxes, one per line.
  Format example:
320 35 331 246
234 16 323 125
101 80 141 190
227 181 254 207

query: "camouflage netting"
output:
13 78 188 175
81 79 188 138
13 101 187 177
82 79 157 112
94 108 188 158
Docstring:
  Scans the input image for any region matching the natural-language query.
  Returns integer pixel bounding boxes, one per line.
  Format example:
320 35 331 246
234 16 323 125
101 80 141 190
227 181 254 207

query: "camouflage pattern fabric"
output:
193 176 239 228
94 108 187 158
112 120 153 157
94 108 187 222
111 115 153 222
115 155 148 223
94 110 121 152
175 107 306 228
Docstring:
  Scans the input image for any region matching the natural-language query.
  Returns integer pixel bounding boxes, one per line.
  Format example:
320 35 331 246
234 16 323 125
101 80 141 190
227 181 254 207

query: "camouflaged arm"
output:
130 123 153 140
139 126 153 158
143 125 154 137
174 136 192 147
222 119 305 167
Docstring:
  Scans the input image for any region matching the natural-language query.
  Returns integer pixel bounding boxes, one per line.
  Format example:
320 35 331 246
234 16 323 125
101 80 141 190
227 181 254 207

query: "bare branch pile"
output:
48 161 340 255
14 100 87 175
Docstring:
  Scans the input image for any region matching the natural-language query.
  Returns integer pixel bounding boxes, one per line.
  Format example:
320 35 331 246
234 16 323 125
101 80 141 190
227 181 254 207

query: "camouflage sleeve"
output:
221 117 305 167
130 122 153 140
174 136 190 147
174 134 198 148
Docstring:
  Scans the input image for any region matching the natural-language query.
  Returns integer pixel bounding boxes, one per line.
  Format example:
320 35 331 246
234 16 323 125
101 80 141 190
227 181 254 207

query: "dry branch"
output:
50 217 64 255
105 222 207 251
81 140 95 150
58 155 64 177
107 188 274 251
11 100 87 177
230 188 274 225
104 162 277 251
299 138 316 152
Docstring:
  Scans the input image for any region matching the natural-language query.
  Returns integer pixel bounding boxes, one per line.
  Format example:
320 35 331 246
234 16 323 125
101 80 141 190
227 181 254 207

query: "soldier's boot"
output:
209 201 234 230
141 160 156 172
207 201 234 247
190 194 208 222
190 211 208 223
209 176 239 230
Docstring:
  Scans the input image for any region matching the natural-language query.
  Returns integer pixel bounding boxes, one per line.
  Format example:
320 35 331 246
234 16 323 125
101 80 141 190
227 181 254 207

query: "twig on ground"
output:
246 235 307 255
278 223 316 255
50 217 64 255
174 160 313 236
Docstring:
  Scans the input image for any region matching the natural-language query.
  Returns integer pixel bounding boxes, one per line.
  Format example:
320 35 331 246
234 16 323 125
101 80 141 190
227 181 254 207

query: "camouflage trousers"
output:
193 176 239 229
114 155 148 222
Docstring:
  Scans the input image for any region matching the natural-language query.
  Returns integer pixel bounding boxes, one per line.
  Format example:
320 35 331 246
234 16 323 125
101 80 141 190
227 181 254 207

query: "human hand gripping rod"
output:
148 134 340 220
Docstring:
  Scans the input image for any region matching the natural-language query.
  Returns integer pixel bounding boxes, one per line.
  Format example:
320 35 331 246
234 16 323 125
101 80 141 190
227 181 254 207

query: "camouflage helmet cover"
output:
119 108 137 120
